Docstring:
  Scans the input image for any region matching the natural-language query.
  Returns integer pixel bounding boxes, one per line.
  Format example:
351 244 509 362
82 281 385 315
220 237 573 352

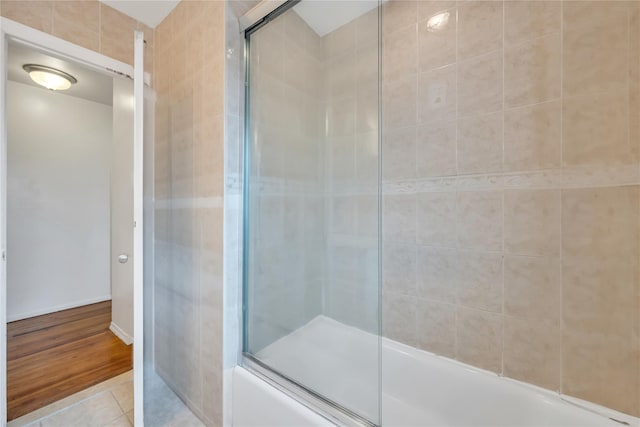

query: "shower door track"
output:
242 354 378 427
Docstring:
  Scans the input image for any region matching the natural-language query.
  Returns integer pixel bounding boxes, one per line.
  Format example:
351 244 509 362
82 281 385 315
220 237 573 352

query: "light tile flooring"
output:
8 370 204 427
8 371 134 427
143 369 205 427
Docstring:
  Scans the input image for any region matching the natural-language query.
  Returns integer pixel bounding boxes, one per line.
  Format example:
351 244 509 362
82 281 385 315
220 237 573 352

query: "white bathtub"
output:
233 316 639 426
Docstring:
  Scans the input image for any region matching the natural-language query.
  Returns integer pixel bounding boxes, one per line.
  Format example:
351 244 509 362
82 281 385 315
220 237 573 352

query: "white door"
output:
132 31 144 427
111 77 135 344
109 30 144 427
0 28 8 427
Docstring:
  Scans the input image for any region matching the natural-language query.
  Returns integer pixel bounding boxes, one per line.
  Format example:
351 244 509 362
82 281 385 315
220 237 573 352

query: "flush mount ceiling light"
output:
426 11 450 32
22 64 77 91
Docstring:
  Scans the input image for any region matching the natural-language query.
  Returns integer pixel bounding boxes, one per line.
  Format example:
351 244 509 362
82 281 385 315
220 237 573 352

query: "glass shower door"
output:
243 1 381 424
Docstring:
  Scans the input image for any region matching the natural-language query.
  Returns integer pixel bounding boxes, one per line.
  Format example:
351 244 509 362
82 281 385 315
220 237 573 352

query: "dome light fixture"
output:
22 64 77 91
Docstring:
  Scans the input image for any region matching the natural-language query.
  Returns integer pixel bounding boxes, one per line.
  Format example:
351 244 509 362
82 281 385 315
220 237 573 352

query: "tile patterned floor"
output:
8 369 204 427
8 371 134 427
143 369 205 427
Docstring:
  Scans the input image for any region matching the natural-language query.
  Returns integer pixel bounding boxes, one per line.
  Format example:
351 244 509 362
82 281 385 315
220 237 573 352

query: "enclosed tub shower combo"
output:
236 1 640 426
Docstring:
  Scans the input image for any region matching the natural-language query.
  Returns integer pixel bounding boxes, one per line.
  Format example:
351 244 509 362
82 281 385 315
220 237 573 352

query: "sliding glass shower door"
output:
243 1 381 424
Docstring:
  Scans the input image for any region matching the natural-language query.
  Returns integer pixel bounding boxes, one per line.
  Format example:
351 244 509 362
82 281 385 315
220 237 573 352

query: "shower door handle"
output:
118 254 129 264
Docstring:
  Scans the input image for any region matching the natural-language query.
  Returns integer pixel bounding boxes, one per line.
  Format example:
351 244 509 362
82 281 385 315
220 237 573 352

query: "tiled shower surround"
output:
153 1 226 425
379 0 640 416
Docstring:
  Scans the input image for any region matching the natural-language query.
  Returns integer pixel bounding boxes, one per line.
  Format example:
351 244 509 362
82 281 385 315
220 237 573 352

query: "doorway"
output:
0 20 146 426
5 40 133 422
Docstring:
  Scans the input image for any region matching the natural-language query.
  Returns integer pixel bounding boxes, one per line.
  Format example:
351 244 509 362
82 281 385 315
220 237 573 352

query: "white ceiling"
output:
99 0 180 28
97 0 378 36
8 42 114 106
293 0 380 37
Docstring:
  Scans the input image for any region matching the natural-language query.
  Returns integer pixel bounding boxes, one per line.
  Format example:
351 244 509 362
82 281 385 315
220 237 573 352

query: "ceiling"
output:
293 0 381 37
229 0 260 18
7 42 114 106
99 0 180 28
96 0 378 36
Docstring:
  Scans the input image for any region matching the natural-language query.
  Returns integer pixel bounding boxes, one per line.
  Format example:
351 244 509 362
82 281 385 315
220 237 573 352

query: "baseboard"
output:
109 322 133 345
7 295 112 322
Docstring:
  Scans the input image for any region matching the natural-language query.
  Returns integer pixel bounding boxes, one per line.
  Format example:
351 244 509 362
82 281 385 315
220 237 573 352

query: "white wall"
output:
7 80 112 321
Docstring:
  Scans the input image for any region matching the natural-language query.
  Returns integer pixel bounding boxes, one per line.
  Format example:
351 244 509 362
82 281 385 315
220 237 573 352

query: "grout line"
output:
453 1 460 365
634 1 640 407
627 0 632 161
559 0 564 395
626 7 640 393
500 0 506 379
454 5 459 181
413 15 419 183
410 6 420 326
98 3 102 54
110 390 126 415
103 391 129 427
458 45 504 67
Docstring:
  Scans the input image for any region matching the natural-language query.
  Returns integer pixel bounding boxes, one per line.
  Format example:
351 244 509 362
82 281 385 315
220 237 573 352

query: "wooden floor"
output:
7 301 132 421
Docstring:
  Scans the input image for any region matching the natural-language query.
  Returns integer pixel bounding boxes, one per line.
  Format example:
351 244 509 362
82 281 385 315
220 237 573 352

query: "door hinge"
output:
2 251 5 261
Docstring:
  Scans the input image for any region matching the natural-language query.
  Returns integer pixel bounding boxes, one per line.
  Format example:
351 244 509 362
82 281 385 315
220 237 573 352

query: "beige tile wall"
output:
380 0 640 417
153 1 225 426
0 0 154 72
